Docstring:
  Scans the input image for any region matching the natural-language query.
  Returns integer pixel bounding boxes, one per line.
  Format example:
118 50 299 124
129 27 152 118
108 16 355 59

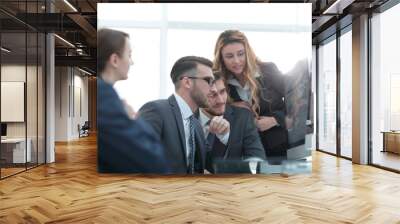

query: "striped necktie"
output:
187 115 196 174
205 120 215 151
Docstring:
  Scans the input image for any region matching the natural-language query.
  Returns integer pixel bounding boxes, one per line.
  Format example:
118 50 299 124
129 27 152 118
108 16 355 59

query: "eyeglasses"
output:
182 76 216 87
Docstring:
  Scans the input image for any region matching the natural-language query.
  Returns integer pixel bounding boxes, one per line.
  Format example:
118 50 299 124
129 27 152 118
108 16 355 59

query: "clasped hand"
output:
208 116 230 135
255 116 277 132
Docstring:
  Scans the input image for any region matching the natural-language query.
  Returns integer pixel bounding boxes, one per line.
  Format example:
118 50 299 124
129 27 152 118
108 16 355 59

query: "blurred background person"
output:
97 28 170 173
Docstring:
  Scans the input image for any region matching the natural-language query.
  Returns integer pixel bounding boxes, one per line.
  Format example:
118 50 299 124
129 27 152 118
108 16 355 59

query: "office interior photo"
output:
1 0 400 223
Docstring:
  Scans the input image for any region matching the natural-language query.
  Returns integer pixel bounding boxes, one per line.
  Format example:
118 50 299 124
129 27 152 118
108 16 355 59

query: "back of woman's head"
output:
98 28 129 75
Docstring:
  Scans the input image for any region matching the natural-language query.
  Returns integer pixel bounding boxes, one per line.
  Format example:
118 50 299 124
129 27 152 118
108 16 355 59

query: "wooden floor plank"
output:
0 135 400 223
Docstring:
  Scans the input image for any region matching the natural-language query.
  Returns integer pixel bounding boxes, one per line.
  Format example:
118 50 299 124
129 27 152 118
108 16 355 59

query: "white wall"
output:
1 65 32 138
55 66 69 141
312 45 317 151
1 65 26 141
1 64 46 164
54 67 89 141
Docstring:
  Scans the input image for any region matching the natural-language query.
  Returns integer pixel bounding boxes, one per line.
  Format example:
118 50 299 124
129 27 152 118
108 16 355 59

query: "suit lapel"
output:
168 95 187 164
222 105 234 159
228 84 242 102
193 117 206 169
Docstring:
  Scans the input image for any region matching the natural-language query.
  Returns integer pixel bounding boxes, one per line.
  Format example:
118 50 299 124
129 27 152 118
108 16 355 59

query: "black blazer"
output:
208 105 266 159
97 78 170 173
138 95 207 174
227 62 288 156
205 105 266 172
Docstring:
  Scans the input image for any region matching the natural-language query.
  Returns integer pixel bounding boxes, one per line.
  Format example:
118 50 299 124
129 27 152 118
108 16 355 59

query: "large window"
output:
371 2 400 171
317 37 337 155
0 1 46 179
98 3 311 110
110 28 161 111
339 29 352 158
316 27 352 159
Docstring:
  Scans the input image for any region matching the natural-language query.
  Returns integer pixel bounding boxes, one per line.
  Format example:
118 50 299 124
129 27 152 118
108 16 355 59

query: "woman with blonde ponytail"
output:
213 30 288 157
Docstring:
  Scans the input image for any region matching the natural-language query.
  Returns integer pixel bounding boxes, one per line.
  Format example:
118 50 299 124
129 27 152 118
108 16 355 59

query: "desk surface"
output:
381 131 400 134
1 138 28 143
212 157 312 174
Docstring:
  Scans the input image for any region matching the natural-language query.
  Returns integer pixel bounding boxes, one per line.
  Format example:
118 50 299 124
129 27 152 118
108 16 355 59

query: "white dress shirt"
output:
226 71 261 103
227 78 252 103
173 93 194 164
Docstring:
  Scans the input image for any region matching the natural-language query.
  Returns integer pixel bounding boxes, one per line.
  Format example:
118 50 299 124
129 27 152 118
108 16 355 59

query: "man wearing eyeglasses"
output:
199 72 266 173
138 56 215 174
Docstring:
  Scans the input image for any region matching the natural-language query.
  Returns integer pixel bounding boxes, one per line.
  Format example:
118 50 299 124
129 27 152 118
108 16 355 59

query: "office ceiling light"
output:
54 34 75 48
76 48 87 56
1 47 11 53
323 0 355 15
63 0 78 12
78 67 92 76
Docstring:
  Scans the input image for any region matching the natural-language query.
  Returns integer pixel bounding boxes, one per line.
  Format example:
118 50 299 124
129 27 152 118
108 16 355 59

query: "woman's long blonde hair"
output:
213 30 260 116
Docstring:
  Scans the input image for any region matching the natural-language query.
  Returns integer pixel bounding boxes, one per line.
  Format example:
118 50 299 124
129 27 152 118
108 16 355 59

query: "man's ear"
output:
181 77 192 89
109 53 119 68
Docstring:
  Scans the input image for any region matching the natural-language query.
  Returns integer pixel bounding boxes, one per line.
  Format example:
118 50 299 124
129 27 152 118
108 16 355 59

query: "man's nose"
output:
209 85 217 92
215 93 224 104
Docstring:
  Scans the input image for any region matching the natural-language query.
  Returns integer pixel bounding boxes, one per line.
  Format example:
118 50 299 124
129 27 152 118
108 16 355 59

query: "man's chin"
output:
208 110 224 116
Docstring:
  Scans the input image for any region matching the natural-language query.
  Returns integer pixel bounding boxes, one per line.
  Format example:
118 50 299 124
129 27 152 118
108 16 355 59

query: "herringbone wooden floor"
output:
1 135 400 223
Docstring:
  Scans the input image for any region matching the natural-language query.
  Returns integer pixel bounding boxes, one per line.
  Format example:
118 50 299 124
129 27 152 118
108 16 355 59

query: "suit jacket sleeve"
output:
258 62 287 128
97 80 170 173
138 102 163 140
242 110 266 160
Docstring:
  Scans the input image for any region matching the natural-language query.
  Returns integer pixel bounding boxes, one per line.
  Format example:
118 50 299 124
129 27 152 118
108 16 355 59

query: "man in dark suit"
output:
97 28 170 173
199 72 266 172
138 56 215 174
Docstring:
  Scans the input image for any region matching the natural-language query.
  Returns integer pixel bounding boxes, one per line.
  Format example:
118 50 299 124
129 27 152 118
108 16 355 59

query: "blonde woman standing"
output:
213 30 288 157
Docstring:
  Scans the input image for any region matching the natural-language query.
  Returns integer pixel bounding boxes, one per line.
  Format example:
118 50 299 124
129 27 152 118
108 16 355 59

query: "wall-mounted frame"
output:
1 81 25 122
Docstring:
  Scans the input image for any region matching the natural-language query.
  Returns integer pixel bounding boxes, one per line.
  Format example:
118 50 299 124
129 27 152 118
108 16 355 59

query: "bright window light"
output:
112 28 161 110
98 3 311 111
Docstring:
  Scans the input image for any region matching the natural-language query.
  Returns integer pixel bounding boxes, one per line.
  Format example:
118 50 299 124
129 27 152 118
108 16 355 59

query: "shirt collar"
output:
199 109 211 128
174 92 193 120
227 77 250 90
226 70 261 87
